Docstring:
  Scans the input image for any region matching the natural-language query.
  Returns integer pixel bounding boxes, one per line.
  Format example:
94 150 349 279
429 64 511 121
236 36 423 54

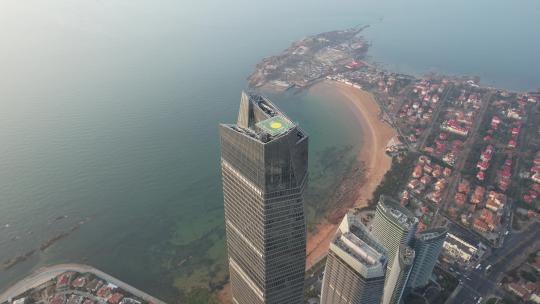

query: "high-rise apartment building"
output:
407 227 448 289
370 196 418 304
320 212 388 304
219 92 308 304
370 196 418 269
382 245 415 304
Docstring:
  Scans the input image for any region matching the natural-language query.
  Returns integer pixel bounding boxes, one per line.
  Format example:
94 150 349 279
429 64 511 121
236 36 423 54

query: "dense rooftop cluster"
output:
4 271 152 304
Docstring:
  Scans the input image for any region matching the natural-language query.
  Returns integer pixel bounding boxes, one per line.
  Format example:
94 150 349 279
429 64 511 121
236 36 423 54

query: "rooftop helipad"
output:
256 116 294 136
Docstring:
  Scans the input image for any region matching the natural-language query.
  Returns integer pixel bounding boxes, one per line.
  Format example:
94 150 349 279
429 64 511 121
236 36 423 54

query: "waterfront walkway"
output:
0 264 165 304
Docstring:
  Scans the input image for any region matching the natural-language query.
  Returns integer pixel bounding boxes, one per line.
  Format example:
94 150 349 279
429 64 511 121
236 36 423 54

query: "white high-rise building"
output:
320 213 388 304
370 196 418 304
382 245 415 304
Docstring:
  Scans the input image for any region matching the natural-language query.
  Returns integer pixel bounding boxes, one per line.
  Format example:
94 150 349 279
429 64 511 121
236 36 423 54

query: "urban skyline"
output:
2 2 540 302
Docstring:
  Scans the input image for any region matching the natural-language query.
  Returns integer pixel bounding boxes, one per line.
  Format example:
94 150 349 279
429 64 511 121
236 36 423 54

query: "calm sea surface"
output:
1 0 539 301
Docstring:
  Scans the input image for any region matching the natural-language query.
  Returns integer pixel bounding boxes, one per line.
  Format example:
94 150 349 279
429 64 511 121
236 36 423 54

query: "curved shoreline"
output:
305 80 396 268
0 264 165 304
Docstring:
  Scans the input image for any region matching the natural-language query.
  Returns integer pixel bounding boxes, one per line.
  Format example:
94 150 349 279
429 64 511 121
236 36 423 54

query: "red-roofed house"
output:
420 175 432 185
439 133 448 140
455 193 467 205
524 195 534 204
473 218 489 232
508 283 530 299
480 208 494 221
108 293 124 304
412 165 423 178
443 167 452 177
97 286 113 298
481 152 492 162
471 186 485 204
525 282 538 294
72 277 86 288
433 167 443 178
532 173 540 184
434 179 446 191
56 272 74 289
458 180 470 193
477 171 485 181
49 295 66 304
477 161 489 171
491 116 501 128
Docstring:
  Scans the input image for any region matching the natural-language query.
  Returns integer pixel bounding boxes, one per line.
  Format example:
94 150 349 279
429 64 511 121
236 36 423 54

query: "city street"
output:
447 221 540 303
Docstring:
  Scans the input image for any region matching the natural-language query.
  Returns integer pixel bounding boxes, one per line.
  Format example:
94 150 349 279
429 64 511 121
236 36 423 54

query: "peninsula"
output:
248 26 370 91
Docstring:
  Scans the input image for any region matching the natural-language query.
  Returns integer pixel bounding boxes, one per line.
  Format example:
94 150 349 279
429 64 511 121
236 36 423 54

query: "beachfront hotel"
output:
219 92 308 304
407 227 448 290
320 213 388 304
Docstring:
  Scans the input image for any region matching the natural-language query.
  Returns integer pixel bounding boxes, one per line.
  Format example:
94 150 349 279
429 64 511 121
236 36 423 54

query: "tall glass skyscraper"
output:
370 196 418 269
219 92 308 304
320 213 388 304
382 245 415 304
370 195 418 304
407 227 448 289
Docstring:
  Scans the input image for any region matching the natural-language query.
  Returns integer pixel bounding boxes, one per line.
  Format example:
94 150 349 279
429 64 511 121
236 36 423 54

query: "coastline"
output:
0 264 166 304
305 80 397 268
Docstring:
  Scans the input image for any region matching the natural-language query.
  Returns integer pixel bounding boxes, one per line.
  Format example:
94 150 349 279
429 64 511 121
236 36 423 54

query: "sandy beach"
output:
305 80 397 268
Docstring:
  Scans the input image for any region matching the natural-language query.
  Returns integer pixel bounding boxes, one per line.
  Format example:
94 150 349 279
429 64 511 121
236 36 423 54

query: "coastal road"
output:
0 264 165 304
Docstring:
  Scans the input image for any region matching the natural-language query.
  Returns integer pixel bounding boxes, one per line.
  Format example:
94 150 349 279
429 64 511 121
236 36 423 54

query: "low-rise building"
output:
508 283 530 299
442 233 478 263
473 218 489 232
471 186 485 204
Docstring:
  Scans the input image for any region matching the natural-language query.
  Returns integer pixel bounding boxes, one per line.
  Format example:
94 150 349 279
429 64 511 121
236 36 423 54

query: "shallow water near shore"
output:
1 0 539 301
